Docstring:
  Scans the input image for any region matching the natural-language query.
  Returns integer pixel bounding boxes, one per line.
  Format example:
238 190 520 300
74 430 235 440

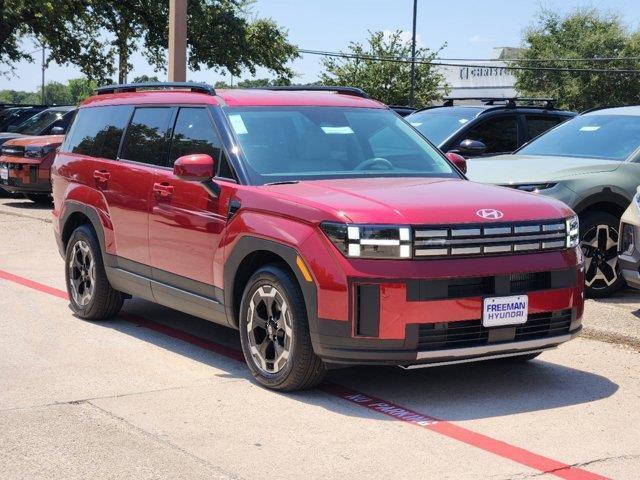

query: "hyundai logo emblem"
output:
476 208 504 219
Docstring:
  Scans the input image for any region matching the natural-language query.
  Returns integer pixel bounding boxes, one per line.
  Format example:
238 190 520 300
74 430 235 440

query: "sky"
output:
1 0 638 91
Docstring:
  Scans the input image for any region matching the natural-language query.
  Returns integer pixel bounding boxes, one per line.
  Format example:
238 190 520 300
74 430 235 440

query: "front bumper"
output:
619 202 640 289
0 159 51 194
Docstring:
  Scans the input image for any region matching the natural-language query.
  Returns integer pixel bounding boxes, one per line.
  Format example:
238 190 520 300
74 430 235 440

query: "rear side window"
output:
461 116 518 154
120 107 173 166
63 106 132 160
168 108 222 166
525 115 564 141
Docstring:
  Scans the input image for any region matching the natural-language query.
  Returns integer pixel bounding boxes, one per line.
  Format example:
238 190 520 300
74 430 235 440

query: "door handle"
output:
153 182 174 197
93 170 110 182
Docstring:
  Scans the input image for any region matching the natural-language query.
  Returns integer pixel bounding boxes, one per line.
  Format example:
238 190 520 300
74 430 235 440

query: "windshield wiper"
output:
264 180 300 186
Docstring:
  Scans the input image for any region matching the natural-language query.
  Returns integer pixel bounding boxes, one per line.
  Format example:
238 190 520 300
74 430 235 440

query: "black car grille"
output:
413 220 567 258
417 310 572 350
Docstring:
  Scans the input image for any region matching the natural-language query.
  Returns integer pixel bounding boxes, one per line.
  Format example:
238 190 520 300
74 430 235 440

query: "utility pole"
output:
168 0 187 82
41 43 46 104
409 0 418 107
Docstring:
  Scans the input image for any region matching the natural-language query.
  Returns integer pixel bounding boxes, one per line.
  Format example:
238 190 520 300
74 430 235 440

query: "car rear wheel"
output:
580 211 625 298
65 224 124 320
239 264 325 391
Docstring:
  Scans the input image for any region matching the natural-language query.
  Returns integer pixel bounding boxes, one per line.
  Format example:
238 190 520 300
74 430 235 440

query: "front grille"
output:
413 220 567 258
417 309 572 350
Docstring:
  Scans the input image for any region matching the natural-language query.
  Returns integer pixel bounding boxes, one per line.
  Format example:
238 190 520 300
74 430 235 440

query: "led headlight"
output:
321 223 412 259
566 215 579 248
514 183 557 193
25 146 55 159
621 223 635 256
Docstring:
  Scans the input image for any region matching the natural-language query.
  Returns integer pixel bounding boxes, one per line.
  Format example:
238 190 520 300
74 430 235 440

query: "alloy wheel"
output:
68 240 95 307
246 285 293 374
581 224 619 290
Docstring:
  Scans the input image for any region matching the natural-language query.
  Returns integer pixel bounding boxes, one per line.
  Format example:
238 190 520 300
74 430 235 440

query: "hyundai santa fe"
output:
52 83 584 391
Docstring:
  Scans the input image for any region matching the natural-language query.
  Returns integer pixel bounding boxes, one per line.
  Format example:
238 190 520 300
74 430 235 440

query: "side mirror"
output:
173 154 219 197
50 126 65 135
446 151 467 174
458 139 487 156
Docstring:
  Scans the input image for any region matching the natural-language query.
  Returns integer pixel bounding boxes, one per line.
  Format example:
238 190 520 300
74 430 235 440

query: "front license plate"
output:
482 295 528 327
0 165 7 181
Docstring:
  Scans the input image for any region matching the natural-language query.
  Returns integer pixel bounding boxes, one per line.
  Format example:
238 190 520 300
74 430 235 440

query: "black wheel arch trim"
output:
573 189 631 217
224 236 319 334
59 201 113 267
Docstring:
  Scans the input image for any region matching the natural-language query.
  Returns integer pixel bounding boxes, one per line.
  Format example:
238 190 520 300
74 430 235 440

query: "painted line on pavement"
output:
0 268 609 480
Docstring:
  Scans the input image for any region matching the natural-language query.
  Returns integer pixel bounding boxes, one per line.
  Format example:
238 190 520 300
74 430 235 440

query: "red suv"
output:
52 83 584 391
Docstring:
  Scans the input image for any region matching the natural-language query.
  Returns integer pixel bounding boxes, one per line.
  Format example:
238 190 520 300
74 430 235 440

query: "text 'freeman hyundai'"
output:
52 83 584 391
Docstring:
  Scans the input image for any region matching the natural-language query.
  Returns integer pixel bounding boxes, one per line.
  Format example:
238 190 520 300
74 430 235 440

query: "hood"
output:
3 134 63 148
0 133 25 147
263 177 573 224
466 154 621 184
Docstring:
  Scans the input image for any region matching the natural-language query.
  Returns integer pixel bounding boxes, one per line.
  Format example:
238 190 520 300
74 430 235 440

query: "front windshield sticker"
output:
229 114 248 135
579 125 601 132
410 122 423 127
458 118 469 124
321 126 354 135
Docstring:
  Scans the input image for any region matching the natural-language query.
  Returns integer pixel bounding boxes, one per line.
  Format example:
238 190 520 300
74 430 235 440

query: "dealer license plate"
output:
0 165 8 182
482 295 528 327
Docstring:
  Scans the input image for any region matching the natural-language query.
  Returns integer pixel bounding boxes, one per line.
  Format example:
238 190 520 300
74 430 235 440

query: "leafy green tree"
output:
214 77 291 88
320 30 447 106
2 1 298 84
512 8 640 111
132 75 160 83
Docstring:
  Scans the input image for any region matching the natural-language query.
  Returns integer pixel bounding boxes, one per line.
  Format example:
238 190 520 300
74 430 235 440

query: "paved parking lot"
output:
0 197 639 480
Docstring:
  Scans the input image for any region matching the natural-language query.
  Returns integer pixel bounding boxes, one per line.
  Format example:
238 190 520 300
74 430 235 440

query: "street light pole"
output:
409 0 418 107
41 43 46 105
168 0 187 82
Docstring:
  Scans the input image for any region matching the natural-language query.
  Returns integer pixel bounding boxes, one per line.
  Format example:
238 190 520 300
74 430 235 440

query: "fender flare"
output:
573 188 631 216
59 201 114 267
223 236 318 332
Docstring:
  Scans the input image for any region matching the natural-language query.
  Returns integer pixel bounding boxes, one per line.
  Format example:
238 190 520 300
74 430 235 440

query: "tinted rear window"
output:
63 106 132 160
120 107 173 166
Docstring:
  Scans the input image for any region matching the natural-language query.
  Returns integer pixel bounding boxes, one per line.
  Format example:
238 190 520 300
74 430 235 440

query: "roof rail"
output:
95 82 216 96
260 85 370 99
441 97 556 109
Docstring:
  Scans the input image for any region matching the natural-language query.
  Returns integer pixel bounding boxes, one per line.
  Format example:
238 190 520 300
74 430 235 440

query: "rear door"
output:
114 106 174 269
148 106 231 300
523 114 567 143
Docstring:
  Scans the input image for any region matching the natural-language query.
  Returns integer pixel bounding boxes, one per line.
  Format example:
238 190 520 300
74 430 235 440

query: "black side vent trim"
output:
355 284 380 337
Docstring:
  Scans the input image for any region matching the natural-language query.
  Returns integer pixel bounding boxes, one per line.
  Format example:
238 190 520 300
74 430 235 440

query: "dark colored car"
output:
407 98 576 158
0 106 50 132
52 82 583 391
0 106 75 147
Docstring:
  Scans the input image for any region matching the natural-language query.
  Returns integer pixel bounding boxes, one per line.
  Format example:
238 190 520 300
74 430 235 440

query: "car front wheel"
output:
239 264 325 391
580 211 625 298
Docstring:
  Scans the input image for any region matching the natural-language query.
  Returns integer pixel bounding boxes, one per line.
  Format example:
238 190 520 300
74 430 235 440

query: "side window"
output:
63 106 132 160
168 108 221 166
525 115 564 141
120 107 173 166
463 116 518 154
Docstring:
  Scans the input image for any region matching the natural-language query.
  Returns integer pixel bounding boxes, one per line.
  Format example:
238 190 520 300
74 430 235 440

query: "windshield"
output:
518 114 640 161
408 109 476 145
15 109 66 135
226 107 458 185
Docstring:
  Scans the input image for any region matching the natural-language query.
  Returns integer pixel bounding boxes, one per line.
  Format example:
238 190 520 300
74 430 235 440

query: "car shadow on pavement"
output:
2 200 52 210
96 297 619 423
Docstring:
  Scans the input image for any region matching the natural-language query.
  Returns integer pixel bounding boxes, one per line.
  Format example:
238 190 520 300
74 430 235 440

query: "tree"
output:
319 30 447 106
132 75 160 83
512 8 640 111
214 77 291 88
2 1 298 84
0 77 97 105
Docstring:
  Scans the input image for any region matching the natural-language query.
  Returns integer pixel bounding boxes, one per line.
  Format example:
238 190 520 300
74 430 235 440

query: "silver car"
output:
618 188 640 289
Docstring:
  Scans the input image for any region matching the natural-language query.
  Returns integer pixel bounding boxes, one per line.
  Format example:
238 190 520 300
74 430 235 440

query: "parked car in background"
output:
0 134 63 203
467 106 640 297
52 82 583 391
407 98 576 158
0 106 74 147
618 188 640 290
0 105 50 132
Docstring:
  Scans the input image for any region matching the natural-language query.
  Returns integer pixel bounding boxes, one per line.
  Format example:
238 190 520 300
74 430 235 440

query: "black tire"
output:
239 264 325 391
579 211 625 298
23 193 52 204
65 224 124 320
500 352 542 363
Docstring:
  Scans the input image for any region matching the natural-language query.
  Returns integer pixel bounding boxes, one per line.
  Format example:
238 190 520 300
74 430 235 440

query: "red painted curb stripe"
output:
0 269 609 480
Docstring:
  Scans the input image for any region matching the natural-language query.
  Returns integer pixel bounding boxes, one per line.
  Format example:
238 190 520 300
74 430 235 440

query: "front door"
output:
148 107 229 301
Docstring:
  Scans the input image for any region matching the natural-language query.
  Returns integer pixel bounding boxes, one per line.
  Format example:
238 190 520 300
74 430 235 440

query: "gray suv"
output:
466 106 640 297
